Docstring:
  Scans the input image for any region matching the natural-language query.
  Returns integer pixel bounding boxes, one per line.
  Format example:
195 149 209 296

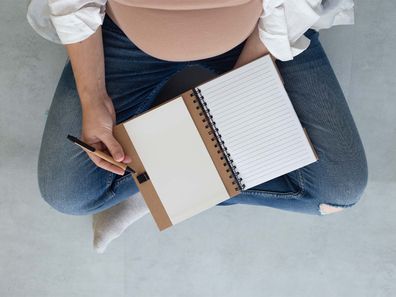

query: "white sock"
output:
92 192 149 254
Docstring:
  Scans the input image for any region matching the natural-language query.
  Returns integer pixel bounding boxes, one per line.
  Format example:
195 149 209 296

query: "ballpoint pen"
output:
66 134 136 174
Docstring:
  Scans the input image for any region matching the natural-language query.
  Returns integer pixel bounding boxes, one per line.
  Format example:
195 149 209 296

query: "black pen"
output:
67 134 136 174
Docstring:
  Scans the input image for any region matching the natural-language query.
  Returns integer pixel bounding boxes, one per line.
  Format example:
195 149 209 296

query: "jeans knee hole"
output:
319 203 346 215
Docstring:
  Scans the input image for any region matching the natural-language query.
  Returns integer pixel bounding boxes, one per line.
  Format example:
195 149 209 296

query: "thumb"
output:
101 133 124 162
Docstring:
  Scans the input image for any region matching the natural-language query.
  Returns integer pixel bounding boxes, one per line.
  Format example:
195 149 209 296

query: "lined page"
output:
123 97 229 225
198 55 317 189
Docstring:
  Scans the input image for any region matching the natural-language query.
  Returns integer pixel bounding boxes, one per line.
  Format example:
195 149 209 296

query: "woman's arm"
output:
66 27 107 104
47 1 128 174
233 25 270 69
66 27 131 175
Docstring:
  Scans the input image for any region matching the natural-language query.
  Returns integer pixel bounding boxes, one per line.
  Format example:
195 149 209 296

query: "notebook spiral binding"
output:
191 88 246 191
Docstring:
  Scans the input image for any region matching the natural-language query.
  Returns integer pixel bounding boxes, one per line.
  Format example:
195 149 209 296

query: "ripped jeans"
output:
37 14 368 217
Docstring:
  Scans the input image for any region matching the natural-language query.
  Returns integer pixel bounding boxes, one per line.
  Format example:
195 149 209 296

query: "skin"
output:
66 27 130 176
65 22 269 176
66 21 343 214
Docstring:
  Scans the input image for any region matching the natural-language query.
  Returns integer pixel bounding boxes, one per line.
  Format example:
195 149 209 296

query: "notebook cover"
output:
113 123 173 231
113 91 240 231
113 55 315 231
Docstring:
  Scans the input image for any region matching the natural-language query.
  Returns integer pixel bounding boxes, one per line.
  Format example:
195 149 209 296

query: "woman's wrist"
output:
80 88 111 111
65 27 109 111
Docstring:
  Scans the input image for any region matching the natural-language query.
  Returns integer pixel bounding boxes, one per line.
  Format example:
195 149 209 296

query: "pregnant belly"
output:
105 0 263 62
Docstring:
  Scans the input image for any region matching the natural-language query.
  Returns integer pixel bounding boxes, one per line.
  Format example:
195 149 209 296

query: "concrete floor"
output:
1 1 395 297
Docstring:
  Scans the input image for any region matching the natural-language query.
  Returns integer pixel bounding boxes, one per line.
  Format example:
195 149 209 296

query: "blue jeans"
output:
37 14 368 217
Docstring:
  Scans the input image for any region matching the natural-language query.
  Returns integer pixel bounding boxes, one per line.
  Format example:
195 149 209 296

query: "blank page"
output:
198 55 317 189
123 97 229 225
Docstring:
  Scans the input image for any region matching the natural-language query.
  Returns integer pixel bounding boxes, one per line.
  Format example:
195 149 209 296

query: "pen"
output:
66 134 136 174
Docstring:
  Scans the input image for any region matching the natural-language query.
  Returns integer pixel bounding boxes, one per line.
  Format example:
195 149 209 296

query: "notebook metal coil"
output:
191 88 246 191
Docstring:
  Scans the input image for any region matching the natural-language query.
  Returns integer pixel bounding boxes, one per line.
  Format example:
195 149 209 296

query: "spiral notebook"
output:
113 54 318 231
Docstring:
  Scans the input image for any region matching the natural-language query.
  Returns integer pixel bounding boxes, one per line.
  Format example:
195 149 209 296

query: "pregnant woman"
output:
27 0 367 252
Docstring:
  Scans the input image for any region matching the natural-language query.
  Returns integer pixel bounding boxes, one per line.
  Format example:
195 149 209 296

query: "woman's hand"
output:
81 93 131 175
64 27 130 175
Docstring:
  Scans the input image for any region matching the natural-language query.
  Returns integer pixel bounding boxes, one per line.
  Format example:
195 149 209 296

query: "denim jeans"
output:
37 14 368 217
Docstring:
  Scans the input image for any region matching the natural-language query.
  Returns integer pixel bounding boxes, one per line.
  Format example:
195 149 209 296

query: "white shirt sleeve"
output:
26 0 107 44
257 0 355 61
26 0 354 52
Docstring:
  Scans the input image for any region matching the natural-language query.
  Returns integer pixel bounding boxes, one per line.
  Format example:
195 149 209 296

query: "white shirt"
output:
26 0 354 61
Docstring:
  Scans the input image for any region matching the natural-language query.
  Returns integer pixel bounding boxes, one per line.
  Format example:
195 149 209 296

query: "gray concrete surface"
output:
1 1 395 296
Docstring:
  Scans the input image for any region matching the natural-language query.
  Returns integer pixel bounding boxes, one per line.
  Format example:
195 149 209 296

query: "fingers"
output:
122 154 132 163
101 133 125 162
95 142 107 151
101 147 131 164
87 151 125 175
80 132 132 174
